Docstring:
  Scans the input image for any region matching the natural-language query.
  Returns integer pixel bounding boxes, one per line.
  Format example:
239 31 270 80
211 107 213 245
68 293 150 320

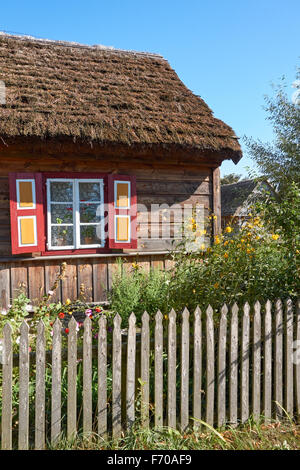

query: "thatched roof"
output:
0 33 242 162
221 179 266 217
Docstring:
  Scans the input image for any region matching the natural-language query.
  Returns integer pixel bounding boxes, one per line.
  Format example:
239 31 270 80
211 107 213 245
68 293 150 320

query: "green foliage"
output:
220 173 243 185
108 260 172 324
245 70 300 195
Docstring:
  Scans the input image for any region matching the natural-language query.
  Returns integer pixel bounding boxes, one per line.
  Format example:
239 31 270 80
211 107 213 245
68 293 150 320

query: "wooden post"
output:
193 307 202 430
141 311 150 428
67 317 77 440
180 308 189 432
264 300 272 422
252 301 261 421
155 310 163 427
51 319 62 445
241 302 250 423
274 299 283 420
35 320 45 450
126 313 136 429
2 322 12 450
285 299 293 415
212 167 221 236
19 320 29 450
168 309 177 429
83 316 93 436
295 300 300 419
229 303 238 427
112 314 122 437
206 305 215 426
217 304 227 427
98 315 107 437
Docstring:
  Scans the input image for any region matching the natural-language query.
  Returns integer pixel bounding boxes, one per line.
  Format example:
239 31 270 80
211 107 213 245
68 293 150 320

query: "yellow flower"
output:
213 215 217 220
164 314 168 320
225 226 232 233
224 240 229 246
200 244 206 250
272 234 280 240
68 310 73 315
224 252 229 259
193 289 196 294
241 239 245 243
215 236 221 244
132 262 139 269
65 298 71 305
214 282 219 289
255 236 260 240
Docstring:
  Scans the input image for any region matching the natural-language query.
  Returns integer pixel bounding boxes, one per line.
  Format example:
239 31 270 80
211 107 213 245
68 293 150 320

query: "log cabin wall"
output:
0 145 220 305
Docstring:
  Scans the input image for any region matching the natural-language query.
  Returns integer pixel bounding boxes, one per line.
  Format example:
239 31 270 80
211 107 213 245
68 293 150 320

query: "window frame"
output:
42 172 109 256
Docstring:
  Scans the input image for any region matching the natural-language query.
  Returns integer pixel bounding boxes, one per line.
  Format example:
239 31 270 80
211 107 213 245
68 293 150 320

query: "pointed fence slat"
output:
252 301 261 421
126 313 136 429
285 299 294 415
67 317 77 440
193 307 202 430
295 300 300 418
19 321 30 450
206 305 215 426
264 300 272 422
51 319 62 445
112 314 122 437
35 320 45 450
241 302 250 423
2 323 12 450
83 317 93 436
141 312 150 428
217 305 227 427
180 308 190 432
275 299 283 420
229 303 238 426
168 309 177 429
154 310 163 427
98 315 107 437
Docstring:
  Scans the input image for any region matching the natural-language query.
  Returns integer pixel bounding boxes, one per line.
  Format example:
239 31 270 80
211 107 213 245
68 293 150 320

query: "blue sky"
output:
1 0 299 177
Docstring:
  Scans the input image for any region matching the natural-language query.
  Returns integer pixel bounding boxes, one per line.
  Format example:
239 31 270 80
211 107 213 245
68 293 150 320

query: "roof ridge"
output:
222 179 255 187
0 31 165 60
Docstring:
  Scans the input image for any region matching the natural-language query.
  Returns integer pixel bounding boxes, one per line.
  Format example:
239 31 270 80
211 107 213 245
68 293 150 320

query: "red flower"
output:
65 328 69 334
95 307 102 313
58 312 65 319
50 322 53 326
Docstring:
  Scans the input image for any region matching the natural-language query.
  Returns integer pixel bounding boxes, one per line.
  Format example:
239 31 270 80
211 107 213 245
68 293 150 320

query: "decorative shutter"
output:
9 173 45 254
108 175 137 249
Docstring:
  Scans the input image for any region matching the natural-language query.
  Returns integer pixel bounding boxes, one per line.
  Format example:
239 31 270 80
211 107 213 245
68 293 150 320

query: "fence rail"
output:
0 298 299 449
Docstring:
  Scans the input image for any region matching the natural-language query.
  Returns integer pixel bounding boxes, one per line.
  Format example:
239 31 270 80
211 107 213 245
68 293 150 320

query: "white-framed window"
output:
46 178 105 250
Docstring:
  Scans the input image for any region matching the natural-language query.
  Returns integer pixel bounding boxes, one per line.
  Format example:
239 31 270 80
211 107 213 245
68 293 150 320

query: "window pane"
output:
80 203 101 223
51 226 74 247
80 225 102 245
51 204 74 224
79 182 101 202
50 182 73 202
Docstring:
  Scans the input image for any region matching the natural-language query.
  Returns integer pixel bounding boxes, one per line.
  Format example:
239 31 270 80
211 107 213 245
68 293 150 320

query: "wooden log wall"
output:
0 254 172 307
0 151 216 256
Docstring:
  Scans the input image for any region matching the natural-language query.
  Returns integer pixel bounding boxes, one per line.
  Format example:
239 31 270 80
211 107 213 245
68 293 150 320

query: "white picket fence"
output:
0 298 300 449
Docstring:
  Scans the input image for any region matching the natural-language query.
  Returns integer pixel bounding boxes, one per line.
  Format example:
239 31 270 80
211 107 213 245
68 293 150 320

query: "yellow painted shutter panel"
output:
19 181 34 208
116 182 129 208
116 216 129 241
20 218 36 245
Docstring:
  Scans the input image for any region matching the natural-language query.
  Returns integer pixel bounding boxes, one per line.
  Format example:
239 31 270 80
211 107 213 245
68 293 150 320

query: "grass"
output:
49 418 300 450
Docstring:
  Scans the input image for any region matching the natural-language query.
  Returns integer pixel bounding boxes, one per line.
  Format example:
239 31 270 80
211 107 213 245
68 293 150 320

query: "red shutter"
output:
108 175 137 249
9 173 45 254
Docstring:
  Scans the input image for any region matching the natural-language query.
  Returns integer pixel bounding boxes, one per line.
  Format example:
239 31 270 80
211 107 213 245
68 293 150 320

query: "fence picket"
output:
51 319 62 444
295 300 300 419
285 299 294 415
98 315 107 437
193 307 202 430
155 310 163 427
206 305 215 426
112 313 122 437
2 322 12 450
141 311 150 428
217 304 227 427
275 299 283 420
126 313 136 429
83 316 93 436
168 309 177 429
67 317 77 440
181 308 190 432
229 303 238 427
252 301 261 421
35 320 45 450
19 320 30 450
264 300 272 422
241 302 250 423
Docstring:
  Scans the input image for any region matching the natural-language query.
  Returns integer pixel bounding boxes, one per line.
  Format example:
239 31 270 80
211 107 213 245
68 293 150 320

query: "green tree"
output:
245 70 300 196
220 173 242 185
